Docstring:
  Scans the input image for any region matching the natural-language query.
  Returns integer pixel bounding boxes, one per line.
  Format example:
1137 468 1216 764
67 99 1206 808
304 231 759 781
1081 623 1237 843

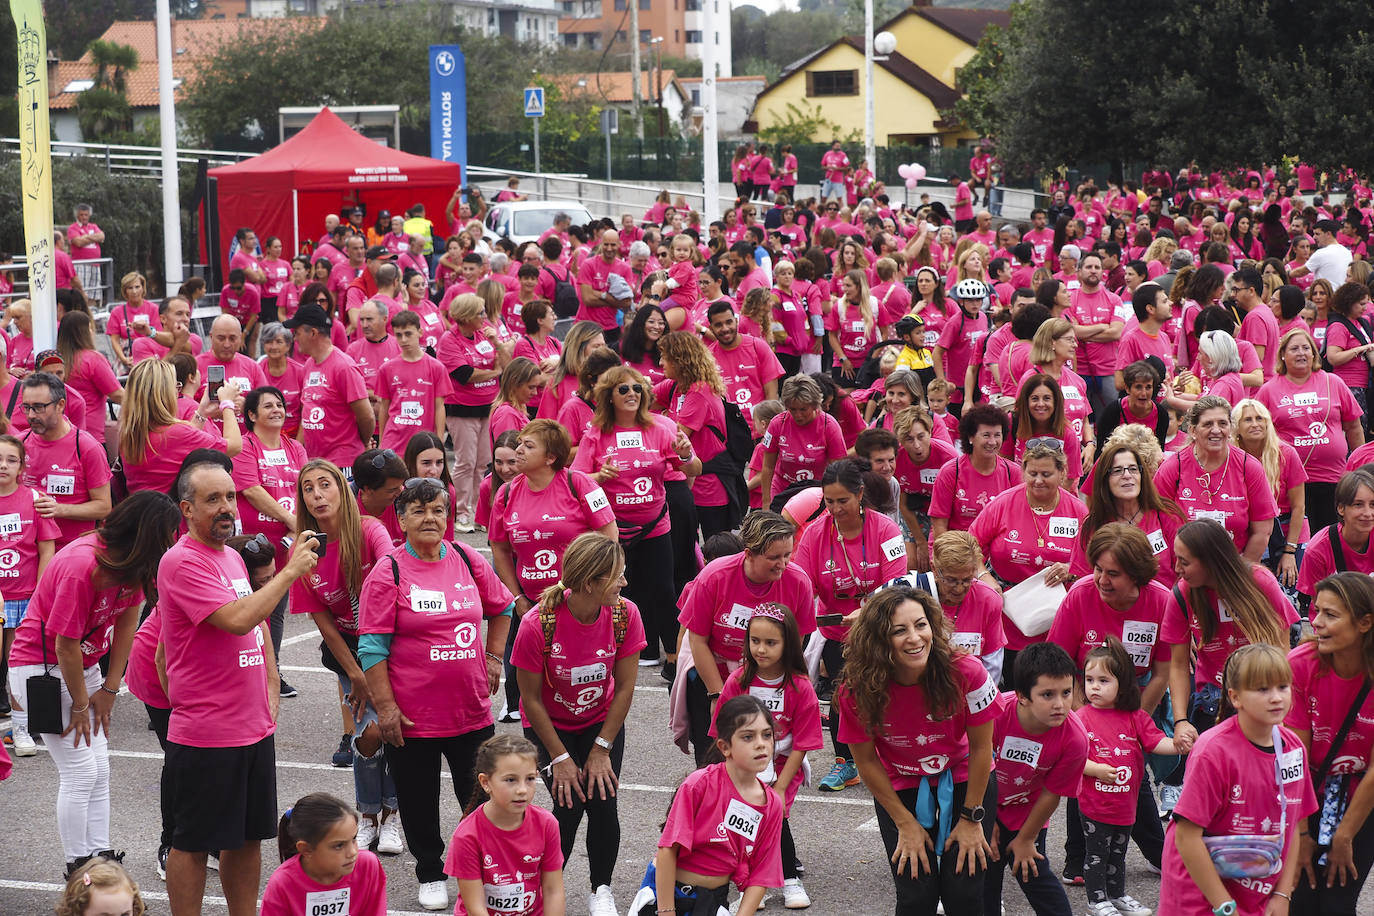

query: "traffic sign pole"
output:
533 118 542 196
524 86 545 194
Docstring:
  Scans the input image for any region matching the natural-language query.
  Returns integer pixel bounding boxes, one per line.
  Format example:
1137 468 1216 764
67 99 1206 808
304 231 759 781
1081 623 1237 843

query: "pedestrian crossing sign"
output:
524 87 545 118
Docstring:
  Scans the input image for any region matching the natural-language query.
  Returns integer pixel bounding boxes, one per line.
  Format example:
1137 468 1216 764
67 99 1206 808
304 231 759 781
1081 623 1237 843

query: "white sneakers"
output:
1111 896 1152 916
355 817 378 851
588 884 617 916
376 813 403 855
782 878 811 909
1085 902 1121 916
417 880 448 911
11 722 36 756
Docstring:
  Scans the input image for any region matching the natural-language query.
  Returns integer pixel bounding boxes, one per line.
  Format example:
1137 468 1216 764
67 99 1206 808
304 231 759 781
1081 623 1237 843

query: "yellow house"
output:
746 5 1008 147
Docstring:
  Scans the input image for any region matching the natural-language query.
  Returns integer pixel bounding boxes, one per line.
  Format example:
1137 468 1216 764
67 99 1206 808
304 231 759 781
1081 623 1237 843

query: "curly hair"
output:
841 586 961 735
659 330 725 398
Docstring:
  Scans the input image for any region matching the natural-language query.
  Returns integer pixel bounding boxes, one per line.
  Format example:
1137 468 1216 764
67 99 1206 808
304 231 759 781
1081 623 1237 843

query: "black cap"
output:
365 245 393 260
894 316 923 336
283 303 331 330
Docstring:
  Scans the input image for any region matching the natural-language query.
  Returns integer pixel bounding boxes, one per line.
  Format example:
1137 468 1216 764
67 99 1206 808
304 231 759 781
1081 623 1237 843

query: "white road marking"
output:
0 879 436 915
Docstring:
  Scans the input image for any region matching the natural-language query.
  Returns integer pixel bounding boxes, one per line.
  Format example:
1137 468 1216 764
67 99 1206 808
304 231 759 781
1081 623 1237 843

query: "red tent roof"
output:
209 107 461 192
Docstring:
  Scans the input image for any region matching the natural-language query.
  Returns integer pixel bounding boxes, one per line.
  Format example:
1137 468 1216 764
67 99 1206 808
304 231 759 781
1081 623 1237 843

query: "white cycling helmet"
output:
953 278 989 300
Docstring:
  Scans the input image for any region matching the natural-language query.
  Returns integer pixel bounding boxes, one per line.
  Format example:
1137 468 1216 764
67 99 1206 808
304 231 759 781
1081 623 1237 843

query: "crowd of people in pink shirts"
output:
7 160 1374 916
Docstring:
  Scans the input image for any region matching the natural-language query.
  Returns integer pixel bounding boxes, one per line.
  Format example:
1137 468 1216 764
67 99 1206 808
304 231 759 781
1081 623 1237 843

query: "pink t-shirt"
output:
230 433 308 560
575 256 634 329
20 426 112 547
261 358 306 434
1161 564 1299 688
1239 302 1282 383
289 517 392 635
1047 578 1172 677
941 579 1007 658
105 301 159 346
571 422 683 537
0 485 58 600
511 596 646 730
1067 287 1126 375
1068 511 1182 588
1256 370 1362 483
1296 522 1374 597
158 534 275 747
825 300 880 362
935 308 989 404
928 454 1022 531
130 333 204 364
444 804 563 916
347 336 401 393
125 602 168 709
67 349 121 442
1018 365 1091 445
708 336 785 421
122 423 227 495
299 347 369 468
760 411 846 501
1161 718 1317 915
194 351 267 400
218 283 262 323
357 543 513 738
374 354 452 454
556 397 594 442
837 652 998 785
968 485 1087 649
991 691 1090 832
1154 446 1279 552
715 669 824 812
657 380 727 506
793 511 907 642
678 553 815 674
438 326 500 408
67 221 102 260
8 532 142 668
489 470 616 600
658 762 784 890
488 402 530 451
1117 325 1175 376
1075 705 1169 825
261 851 387 916
1287 640 1374 788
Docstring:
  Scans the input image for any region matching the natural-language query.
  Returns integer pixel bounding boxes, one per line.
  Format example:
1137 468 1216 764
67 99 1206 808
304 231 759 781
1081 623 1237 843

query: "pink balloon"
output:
905 177 919 190
897 164 914 179
912 164 927 181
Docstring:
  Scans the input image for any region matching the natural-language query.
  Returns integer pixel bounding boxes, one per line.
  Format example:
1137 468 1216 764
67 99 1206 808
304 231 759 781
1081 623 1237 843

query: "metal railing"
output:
0 138 256 179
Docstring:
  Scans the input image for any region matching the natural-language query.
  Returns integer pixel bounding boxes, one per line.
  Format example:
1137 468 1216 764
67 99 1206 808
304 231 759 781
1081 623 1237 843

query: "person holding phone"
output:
119 359 242 494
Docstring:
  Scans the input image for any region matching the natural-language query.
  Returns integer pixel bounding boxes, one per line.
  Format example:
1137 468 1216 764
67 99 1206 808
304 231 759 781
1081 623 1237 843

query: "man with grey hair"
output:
67 204 105 297
196 315 266 401
1156 248 1194 300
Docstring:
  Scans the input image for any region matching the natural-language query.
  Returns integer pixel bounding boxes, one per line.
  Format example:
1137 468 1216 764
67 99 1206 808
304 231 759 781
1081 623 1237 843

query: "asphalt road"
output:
2 537 1364 915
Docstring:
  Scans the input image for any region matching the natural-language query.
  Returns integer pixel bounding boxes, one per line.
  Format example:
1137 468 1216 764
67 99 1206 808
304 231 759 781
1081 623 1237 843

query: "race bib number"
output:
923 331 939 347
1063 387 1082 401
400 401 424 419
305 888 350 916
1280 748 1304 784
423 312 440 325
1048 516 1079 539
1216 599 1233 622
307 371 326 387
410 588 446 614
1121 620 1158 668
585 486 610 513
782 302 796 312
1194 509 1228 524
723 798 762 841
999 735 1042 769
919 468 940 485
966 677 997 715
262 449 289 467
851 320 865 333
1294 391 1319 407
46 474 75 496
483 882 529 914
1147 529 1167 555
475 340 495 355
616 431 644 450
949 631 983 655
229 376 252 393
230 577 253 598
570 662 607 686
727 603 753 630
749 685 785 714
881 535 906 562
0 513 21 537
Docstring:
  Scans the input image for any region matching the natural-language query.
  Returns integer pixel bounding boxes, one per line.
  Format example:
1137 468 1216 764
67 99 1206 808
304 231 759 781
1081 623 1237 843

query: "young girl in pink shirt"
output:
446 736 566 916
711 604 822 909
1075 640 1182 916
261 793 388 916
663 234 702 316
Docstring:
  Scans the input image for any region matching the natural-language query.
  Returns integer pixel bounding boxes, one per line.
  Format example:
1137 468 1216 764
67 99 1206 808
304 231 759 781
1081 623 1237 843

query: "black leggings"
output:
697 504 734 542
685 666 714 767
778 352 801 377
526 723 625 889
1306 480 1339 538
502 612 521 711
146 703 174 850
1082 817 1131 905
822 637 850 760
1063 779 1163 871
384 725 495 883
664 480 698 604
873 779 996 915
1291 808 1374 915
622 531 677 658
780 819 799 880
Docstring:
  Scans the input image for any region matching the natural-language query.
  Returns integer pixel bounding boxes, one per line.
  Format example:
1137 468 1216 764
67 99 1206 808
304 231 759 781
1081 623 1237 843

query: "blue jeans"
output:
821 180 846 203
984 826 1072 916
1082 374 1118 424
337 672 397 815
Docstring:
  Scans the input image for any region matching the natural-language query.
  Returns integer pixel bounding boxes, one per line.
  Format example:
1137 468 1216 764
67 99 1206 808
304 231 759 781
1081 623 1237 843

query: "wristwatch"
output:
959 804 985 824
593 736 612 751
1212 903 1236 916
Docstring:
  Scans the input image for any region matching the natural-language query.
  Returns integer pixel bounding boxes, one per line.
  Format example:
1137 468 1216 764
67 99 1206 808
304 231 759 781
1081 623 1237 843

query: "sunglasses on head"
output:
616 384 645 396
369 449 399 469
241 532 272 555
404 476 444 491
1026 436 1065 452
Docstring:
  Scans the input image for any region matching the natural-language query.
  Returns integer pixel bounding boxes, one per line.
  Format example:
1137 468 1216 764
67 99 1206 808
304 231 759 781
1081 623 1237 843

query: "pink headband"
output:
751 603 789 623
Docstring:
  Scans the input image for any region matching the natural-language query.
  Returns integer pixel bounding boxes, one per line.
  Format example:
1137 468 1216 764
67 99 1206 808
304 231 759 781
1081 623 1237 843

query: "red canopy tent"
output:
206 107 463 279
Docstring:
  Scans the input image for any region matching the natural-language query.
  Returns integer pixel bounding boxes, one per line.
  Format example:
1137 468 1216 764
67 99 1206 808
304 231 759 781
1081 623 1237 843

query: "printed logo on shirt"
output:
431 621 479 663
239 625 266 669
1294 421 1329 447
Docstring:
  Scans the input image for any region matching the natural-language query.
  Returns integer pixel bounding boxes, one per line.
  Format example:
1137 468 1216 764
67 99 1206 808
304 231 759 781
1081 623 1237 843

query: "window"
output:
560 1 572 11
638 0 649 8
691 88 700 104
616 30 626 41
807 69 858 96
614 0 624 8
640 29 651 43
685 30 702 43
674 29 679 41
563 33 579 47
63 79 95 92
582 0 595 13
588 33 601 49
685 0 699 8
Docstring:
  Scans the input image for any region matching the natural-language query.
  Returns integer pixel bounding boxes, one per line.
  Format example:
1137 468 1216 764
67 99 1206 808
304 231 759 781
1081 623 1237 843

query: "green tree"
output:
757 100 860 148
731 7 846 80
76 40 139 140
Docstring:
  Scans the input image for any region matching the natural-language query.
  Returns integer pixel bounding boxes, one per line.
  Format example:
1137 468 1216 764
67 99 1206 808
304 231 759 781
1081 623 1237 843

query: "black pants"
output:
1291 811 1374 915
664 480 698 605
1082 816 1131 905
778 352 801 377
623 531 677 658
1064 768 1163 869
697 503 734 541
260 295 279 326
146 703 174 850
525 723 625 889
781 819 799 880
502 611 522 711
1306 480 1339 536
821 638 850 760
384 724 495 883
685 667 714 767
267 591 286 668
984 825 1072 916
873 779 996 915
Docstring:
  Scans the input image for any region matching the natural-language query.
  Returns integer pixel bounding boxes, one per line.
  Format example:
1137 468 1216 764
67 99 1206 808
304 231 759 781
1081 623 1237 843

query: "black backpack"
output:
1319 313 1374 379
701 401 755 529
543 266 579 319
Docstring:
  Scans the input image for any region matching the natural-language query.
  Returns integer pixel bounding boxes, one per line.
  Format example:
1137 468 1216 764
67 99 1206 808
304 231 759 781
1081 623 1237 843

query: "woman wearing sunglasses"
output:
291 458 404 857
970 438 1087 677
572 366 698 668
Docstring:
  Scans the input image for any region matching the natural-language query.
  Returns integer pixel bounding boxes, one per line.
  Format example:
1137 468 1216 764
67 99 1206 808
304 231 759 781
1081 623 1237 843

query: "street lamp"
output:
648 36 665 137
864 0 897 182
